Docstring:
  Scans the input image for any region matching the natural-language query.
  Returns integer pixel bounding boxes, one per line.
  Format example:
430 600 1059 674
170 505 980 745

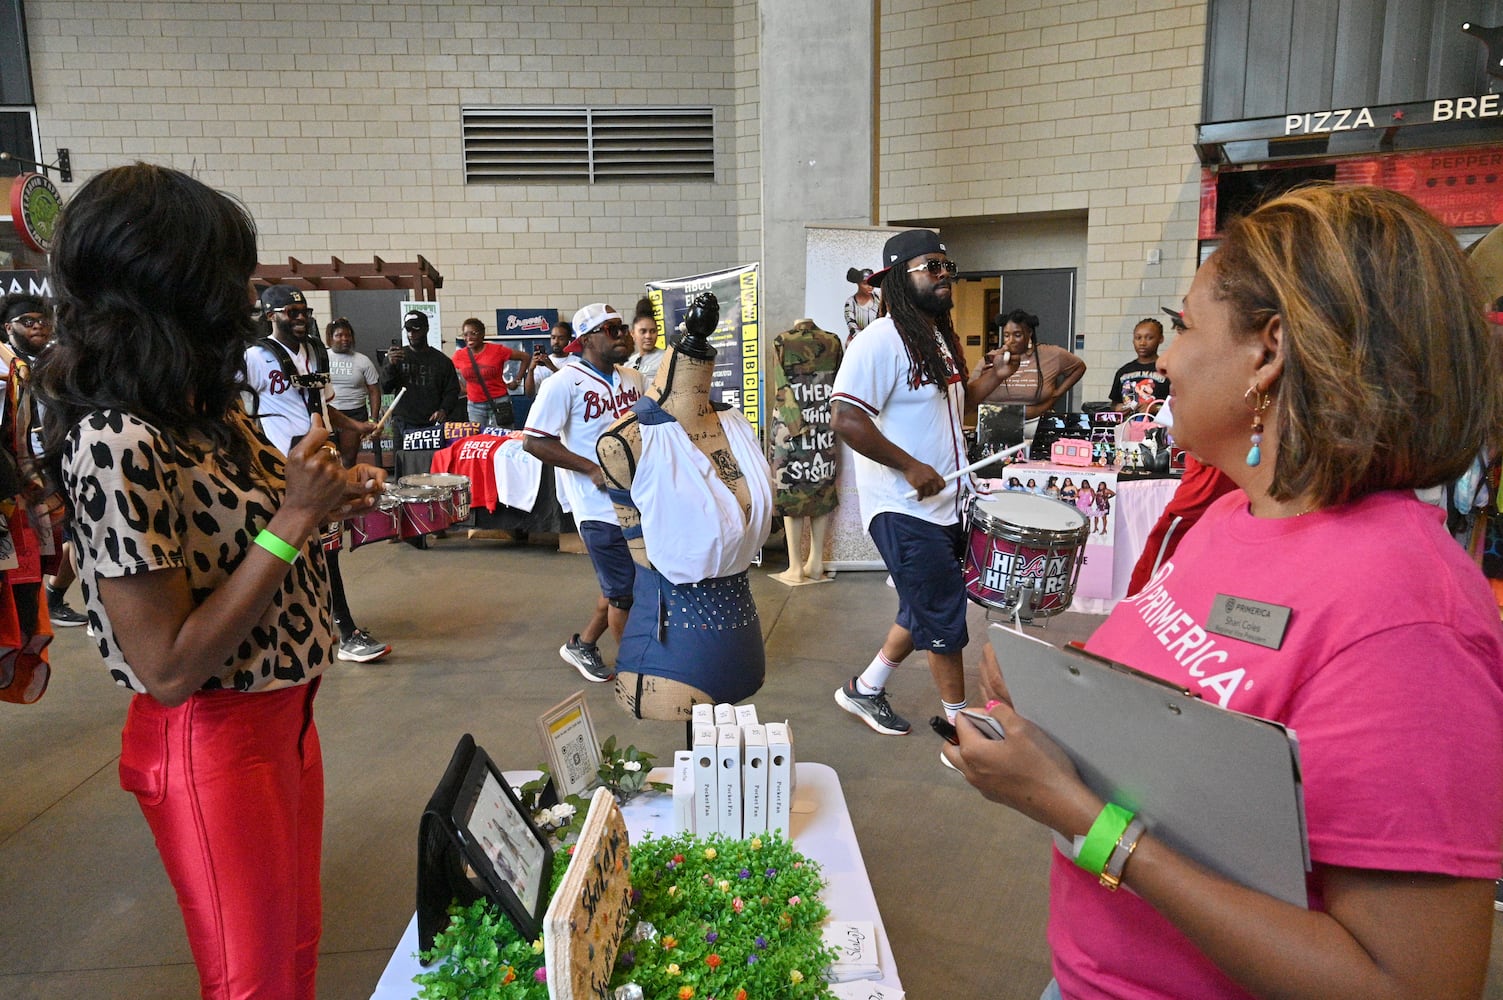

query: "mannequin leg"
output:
615 672 713 721
801 513 832 582
771 515 810 585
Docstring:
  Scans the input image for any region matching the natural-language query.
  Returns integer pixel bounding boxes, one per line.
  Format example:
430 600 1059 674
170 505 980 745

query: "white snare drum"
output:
399 473 472 522
962 492 1089 619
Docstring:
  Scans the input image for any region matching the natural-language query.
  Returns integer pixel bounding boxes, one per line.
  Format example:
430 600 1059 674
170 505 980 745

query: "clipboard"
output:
988 623 1310 907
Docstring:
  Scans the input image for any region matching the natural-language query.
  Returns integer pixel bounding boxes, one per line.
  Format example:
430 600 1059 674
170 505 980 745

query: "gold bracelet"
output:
1098 817 1146 891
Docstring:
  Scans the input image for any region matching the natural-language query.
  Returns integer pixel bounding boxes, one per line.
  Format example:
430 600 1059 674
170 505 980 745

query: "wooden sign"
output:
543 787 632 1000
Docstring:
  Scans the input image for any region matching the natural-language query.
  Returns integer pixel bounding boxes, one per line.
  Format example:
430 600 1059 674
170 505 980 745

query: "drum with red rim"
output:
962 492 1089 620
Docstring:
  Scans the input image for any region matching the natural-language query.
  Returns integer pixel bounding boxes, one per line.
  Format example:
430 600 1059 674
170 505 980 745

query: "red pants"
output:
120 680 324 1000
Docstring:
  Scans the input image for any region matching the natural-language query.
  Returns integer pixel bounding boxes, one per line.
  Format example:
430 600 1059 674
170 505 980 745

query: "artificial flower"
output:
623 760 642 772
718 879 731 892
705 931 718 943
733 897 744 914
678 987 695 999
704 847 718 860
534 968 548 983
788 895 801 906
705 953 722 968
790 969 805 984
501 967 515 984
749 837 762 850
666 962 682 976
662 935 678 949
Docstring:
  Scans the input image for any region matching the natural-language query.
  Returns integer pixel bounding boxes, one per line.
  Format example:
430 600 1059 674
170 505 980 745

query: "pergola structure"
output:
251 255 443 299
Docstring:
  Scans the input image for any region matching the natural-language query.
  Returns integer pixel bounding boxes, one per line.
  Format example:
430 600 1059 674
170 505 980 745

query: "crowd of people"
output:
8 162 1500 1000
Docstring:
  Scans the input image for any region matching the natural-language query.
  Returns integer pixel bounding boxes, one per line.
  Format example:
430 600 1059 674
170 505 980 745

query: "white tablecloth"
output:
370 762 903 998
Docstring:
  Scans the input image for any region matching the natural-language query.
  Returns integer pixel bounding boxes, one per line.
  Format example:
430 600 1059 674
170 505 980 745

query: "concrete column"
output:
757 0 876 333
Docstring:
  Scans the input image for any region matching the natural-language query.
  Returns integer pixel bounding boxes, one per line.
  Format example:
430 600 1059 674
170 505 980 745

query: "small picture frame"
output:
449 745 555 940
537 692 600 799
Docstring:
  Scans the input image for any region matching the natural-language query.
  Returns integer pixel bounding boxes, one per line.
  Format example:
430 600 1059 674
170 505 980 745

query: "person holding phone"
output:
523 319 574 397
945 186 1503 1000
39 163 387 1000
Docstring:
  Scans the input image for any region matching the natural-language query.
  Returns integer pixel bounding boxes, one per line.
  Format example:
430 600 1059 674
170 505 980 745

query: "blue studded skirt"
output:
617 564 765 704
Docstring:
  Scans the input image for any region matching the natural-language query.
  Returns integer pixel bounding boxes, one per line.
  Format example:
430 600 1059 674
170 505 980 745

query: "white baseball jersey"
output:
831 315 967 527
524 360 645 524
244 341 332 456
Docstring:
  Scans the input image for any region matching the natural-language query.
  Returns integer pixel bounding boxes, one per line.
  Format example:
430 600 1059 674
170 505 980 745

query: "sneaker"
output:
940 749 959 771
834 677 911 735
338 629 391 663
560 634 614 683
47 593 88 628
1495 880 1502 913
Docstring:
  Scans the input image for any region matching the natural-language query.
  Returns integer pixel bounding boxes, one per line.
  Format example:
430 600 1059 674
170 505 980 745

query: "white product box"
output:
713 702 736 726
691 703 714 729
765 721 795 837
672 750 695 834
741 724 769 836
716 723 743 838
692 724 719 836
734 703 759 727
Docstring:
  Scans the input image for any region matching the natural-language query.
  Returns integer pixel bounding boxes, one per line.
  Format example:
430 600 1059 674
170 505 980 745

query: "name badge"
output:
1205 593 1291 650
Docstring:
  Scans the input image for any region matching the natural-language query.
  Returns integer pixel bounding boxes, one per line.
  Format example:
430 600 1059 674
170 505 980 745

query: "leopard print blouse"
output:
61 405 335 694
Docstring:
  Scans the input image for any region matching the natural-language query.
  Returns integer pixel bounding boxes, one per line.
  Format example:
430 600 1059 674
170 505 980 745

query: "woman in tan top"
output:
973 309 1086 426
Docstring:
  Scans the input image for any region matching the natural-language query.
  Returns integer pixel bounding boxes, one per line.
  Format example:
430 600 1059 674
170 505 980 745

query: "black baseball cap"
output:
403 310 430 332
868 230 946 287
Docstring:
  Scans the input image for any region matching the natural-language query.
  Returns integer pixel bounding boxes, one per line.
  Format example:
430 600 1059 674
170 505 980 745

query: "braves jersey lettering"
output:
582 383 640 421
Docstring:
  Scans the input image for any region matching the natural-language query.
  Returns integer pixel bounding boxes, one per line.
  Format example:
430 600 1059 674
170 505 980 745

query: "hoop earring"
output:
1244 386 1268 467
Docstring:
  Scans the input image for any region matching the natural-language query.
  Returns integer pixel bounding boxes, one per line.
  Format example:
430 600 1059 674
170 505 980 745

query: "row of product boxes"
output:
672 702 795 838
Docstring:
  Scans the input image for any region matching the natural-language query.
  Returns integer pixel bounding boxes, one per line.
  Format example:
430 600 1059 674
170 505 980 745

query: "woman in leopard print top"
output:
39 164 385 1000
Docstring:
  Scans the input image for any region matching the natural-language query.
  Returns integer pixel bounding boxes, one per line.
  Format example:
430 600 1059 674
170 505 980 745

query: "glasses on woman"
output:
905 259 959 277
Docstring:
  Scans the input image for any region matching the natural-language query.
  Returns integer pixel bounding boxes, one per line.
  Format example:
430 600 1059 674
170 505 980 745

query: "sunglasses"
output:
275 307 312 318
9 314 51 329
906 258 959 277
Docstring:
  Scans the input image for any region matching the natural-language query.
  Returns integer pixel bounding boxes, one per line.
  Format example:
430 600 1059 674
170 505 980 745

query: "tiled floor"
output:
2 535 1500 999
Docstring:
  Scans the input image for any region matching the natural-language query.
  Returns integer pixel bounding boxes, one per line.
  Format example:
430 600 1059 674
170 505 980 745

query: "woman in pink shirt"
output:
948 186 1503 1000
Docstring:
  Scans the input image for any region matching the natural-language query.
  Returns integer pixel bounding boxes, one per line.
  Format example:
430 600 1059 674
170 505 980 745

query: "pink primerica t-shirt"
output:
1051 490 1503 1000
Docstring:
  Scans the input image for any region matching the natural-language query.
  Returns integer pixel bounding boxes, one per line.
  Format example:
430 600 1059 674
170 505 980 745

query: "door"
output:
996 268 1077 411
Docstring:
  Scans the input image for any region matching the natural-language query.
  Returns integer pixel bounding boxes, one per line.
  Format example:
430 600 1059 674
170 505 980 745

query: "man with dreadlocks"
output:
829 230 1010 743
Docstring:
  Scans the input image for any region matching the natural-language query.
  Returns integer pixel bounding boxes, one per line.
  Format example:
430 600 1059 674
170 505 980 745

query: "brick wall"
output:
878 0 1207 399
24 0 745 334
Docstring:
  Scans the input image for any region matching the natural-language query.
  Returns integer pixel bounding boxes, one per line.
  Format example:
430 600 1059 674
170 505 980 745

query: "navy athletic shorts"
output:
868 511 968 655
578 519 636 602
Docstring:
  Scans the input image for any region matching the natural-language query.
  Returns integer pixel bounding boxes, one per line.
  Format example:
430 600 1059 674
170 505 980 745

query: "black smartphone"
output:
929 715 959 745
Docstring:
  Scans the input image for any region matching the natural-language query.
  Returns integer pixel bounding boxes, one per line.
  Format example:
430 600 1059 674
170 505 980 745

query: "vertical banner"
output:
401 300 442 342
645 263 761 435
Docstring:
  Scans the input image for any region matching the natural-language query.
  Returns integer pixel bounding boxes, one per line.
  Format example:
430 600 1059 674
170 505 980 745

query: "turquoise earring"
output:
1245 387 1268 467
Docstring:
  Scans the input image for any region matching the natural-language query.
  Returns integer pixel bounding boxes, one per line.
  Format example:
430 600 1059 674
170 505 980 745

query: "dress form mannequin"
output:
598 293 772 720
767 319 842 586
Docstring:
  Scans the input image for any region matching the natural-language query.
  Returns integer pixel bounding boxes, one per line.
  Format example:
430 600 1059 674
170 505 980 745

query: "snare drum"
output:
347 491 401 549
390 484 452 539
962 492 1090 619
399 473 472 522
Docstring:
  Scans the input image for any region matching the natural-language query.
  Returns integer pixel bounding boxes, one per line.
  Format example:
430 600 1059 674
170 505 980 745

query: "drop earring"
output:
1244 386 1268 467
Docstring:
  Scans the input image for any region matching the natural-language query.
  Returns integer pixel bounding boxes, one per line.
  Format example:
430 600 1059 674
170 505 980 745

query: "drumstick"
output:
902 442 1031 500
370 387 407 434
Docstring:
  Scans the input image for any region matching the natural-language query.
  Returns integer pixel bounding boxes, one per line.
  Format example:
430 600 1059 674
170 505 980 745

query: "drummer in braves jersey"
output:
523 304 646 683
829 230 1010 745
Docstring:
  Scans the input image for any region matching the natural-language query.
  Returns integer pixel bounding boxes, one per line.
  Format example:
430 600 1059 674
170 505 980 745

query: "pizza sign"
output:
9 173 62 252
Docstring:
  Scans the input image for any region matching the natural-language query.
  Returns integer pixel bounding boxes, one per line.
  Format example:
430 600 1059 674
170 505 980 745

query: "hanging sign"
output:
8 173 62 253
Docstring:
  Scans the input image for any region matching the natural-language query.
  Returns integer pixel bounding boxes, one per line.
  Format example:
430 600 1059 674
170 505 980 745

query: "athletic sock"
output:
856 651 900 695
941 698 968 722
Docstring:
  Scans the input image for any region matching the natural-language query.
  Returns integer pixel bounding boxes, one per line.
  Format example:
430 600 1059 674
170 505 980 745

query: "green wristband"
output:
1076 803 1134 875
254 528 300 565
